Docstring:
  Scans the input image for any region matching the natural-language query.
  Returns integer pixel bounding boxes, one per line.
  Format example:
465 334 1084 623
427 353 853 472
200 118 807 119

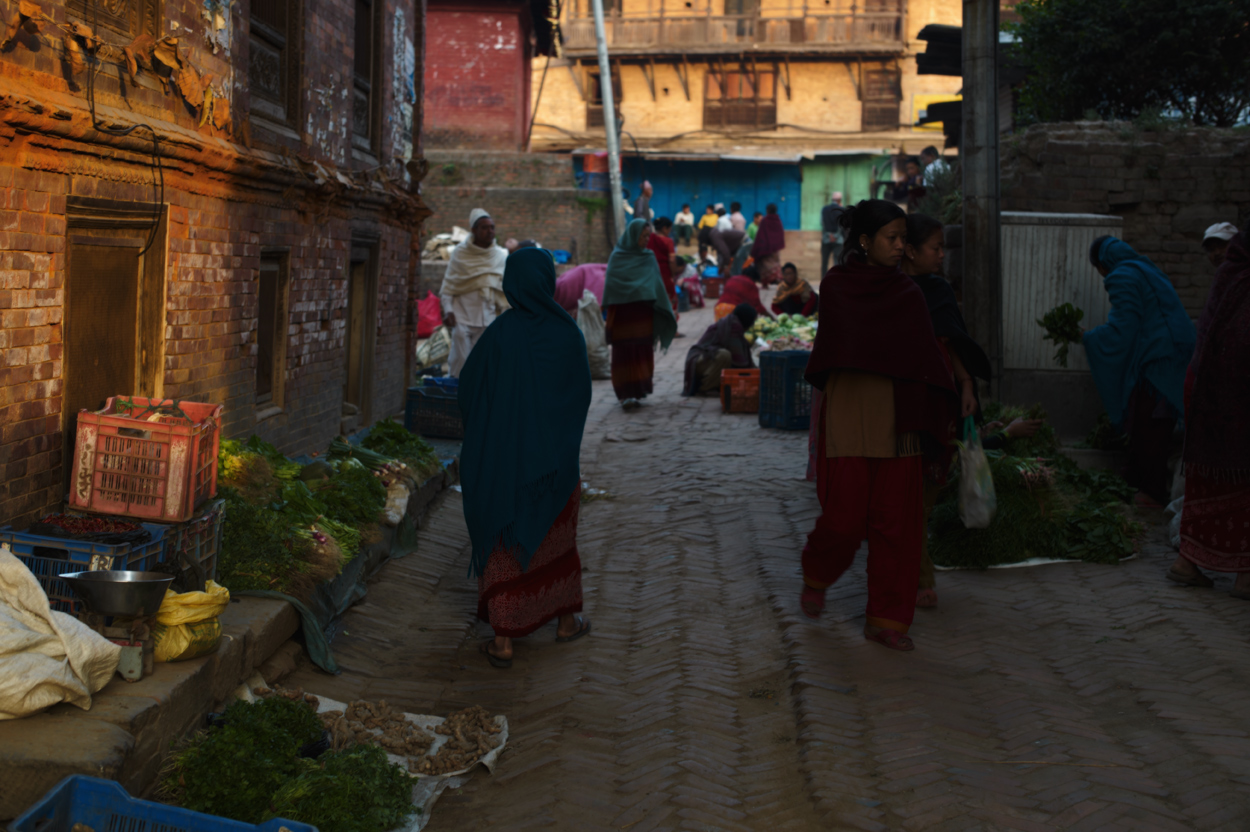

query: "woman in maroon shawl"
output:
749 203 786 284
714 274 771 320
800 199 957 651
1169 222 1250 597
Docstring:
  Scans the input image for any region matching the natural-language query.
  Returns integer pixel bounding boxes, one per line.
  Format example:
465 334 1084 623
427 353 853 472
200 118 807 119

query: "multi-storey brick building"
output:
0 0 427 525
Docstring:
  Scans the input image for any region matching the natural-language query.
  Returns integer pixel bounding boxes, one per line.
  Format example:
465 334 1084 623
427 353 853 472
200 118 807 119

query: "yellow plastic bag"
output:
151 581 230 662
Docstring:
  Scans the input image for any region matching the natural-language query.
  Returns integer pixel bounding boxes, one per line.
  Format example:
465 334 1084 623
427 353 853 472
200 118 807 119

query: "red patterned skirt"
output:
606 301 654 401
477 487 584 637
1180 469 1250 573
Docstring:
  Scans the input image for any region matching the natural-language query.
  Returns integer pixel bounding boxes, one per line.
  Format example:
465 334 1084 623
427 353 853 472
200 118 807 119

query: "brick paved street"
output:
286 301 1250 831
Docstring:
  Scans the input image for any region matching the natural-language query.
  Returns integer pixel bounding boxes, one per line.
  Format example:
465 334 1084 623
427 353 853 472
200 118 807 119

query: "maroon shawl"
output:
751 214 786 260
1185 232 1250 479
720 275 769 316
805 258 957 449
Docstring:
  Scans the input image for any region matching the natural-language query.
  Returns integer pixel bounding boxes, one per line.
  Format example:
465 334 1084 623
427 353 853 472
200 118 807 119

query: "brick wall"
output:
1001 122 1250 317
420 151 613 292
424 4 530 150
0 0 425 526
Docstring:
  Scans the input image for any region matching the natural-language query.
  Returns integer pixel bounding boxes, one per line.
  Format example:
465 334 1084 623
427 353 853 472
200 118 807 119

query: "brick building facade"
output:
0 0 428 526
1002 121 1250 318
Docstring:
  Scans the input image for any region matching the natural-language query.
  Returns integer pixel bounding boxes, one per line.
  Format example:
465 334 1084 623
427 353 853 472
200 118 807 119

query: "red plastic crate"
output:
69 397 222 523
721 368 760 414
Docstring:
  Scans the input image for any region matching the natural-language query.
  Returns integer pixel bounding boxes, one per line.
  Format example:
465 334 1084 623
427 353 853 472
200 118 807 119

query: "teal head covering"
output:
457 248 592 577
602 218 678 350
1083 237 1196 424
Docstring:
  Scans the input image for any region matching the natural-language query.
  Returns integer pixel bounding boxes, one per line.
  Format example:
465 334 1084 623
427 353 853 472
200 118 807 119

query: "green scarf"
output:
602 219 678 350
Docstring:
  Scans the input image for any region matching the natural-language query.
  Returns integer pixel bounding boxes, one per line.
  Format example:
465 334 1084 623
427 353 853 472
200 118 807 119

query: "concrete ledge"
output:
0 596 298 820
0 466 457 821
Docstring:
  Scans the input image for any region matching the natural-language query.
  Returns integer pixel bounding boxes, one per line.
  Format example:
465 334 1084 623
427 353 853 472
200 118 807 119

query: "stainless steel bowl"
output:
59 571 174 618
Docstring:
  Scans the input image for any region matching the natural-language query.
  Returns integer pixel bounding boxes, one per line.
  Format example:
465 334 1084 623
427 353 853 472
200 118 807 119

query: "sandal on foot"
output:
556 616 591 643
1166 568 1214 588
800 586 826 620
864 627 915 652
916 588 938 609
479 639 512 668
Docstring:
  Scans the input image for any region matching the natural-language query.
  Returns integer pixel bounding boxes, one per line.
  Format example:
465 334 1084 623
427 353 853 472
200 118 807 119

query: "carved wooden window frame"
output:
352 0 383 153
68 0 161 42
703 66 777 129
249 0 304 129
861 66 902 132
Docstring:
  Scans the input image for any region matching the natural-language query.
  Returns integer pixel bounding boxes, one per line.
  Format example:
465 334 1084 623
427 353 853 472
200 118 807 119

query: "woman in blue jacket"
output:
1084 237 1196 505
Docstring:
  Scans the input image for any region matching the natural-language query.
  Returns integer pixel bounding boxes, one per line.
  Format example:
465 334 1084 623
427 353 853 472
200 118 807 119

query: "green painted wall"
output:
799 155 892 230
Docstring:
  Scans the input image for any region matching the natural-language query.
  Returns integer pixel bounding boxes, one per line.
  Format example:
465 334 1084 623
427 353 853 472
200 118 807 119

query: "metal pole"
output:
961 0 1001 396
591 0 626 239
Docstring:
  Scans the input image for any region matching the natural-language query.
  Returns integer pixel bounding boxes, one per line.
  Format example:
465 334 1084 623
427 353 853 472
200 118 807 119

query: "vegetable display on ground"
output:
215 423 441 599
160 696 419 832
928 403 1141 569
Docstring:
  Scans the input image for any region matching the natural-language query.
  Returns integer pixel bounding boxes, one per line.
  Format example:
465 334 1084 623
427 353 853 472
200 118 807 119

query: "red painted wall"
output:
424 5 530 149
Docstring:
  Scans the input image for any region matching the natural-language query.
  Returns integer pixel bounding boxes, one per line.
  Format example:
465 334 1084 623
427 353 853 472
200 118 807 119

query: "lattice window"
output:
861 67 902 132
586 70 622 129
704 69 776 129
352 0 381 150
249 0 302 127
68 0 160 41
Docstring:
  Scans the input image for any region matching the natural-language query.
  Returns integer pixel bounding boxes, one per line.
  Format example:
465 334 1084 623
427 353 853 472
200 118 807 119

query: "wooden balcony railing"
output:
561 10 905 55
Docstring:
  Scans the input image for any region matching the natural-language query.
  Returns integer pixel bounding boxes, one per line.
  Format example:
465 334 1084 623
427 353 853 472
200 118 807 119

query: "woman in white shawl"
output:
441 209 509 377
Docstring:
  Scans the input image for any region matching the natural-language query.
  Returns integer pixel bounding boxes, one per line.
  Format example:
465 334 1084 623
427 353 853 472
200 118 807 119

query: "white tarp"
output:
0 545 120 719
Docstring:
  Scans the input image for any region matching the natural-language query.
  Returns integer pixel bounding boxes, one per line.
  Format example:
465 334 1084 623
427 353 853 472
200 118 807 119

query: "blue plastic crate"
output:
422 376 459 391
405 386 464 440
1 523 167 614
10 775 318 832
758 350 813 431
156 499 224 588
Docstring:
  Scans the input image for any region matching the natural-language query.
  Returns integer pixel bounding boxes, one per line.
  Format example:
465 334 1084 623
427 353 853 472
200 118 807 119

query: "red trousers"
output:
803 454 925 633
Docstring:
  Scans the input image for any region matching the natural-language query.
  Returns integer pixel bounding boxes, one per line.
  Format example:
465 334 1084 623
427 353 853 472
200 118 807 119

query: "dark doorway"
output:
344 241 378 423
63 198 167 499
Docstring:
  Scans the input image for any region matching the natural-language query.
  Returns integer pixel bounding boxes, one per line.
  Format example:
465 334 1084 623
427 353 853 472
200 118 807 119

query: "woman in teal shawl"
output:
458 248 593 668
603 219 678 408
1084 236 1196 504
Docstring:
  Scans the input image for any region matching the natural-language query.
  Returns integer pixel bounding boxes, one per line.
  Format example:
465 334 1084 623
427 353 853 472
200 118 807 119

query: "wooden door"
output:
65 239 141 487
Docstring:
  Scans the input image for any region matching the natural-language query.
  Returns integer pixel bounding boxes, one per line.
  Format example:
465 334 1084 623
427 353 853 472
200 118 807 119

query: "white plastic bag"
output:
415 325 452 370
958 416 997 529
576 290 611 380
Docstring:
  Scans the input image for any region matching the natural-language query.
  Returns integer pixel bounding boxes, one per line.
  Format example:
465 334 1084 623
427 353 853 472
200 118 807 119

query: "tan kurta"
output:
824 371 922 458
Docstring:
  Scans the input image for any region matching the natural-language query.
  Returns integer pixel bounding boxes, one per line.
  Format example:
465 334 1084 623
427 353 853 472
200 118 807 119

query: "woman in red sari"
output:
458 248 594 668
1169 222 1250 597
714 274 772 321
800 200 957 651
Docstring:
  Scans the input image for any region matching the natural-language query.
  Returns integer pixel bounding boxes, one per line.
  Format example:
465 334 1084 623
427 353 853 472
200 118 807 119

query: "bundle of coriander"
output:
1036 303 1085 368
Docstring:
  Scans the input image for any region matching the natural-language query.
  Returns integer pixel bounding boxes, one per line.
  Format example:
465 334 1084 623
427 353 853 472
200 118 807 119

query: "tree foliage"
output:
1009 0 1250 127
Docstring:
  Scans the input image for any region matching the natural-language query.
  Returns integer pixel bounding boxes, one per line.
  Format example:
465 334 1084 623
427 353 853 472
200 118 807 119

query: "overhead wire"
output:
84 0 164 256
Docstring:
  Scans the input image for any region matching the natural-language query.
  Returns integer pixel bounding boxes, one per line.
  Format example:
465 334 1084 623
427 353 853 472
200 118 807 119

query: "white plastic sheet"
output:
0 545 120 719
577 289 611 380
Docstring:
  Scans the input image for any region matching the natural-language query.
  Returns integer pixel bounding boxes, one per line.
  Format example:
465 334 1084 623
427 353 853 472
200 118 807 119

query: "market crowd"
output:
436 191 1248 662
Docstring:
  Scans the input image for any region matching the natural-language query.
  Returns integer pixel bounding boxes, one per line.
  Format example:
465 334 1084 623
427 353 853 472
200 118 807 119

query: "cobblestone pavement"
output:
286 301 1250 831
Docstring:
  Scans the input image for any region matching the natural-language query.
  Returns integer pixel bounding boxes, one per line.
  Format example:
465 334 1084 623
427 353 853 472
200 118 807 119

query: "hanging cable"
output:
85 0 164 256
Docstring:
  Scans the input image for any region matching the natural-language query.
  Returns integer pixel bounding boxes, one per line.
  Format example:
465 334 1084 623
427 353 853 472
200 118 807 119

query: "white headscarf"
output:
441 209 508 302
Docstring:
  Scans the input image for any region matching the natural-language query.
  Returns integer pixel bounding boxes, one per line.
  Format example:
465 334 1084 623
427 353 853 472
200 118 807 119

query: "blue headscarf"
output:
457 248 592 577
602 218 678 350
1083 238 1196 425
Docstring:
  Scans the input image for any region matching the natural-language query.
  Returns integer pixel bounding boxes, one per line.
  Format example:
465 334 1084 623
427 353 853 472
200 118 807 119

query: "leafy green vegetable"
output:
166 697 324 823
217 488 306 593
979 401 1060 458
360 420 444 483
315 465 386 528
1084 412 1129 451
266 744 418 832
245 435 303 480
1037 303 1085 368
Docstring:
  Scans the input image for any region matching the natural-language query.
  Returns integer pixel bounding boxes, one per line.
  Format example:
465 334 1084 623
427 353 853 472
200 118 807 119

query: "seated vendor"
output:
771 263 818 317
682 303 757 396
